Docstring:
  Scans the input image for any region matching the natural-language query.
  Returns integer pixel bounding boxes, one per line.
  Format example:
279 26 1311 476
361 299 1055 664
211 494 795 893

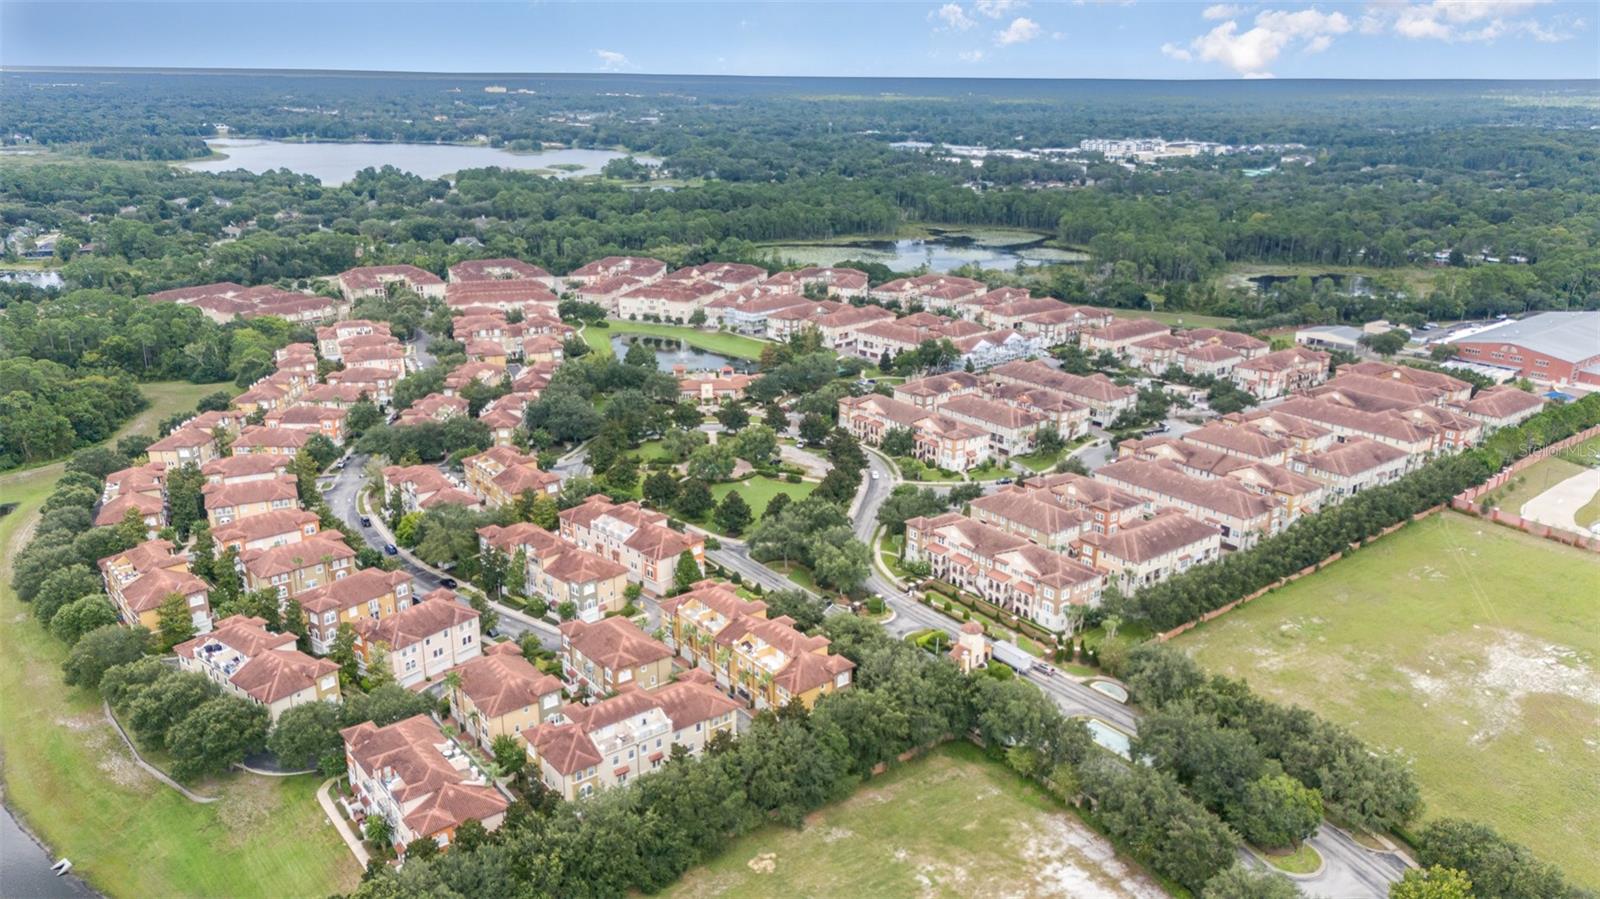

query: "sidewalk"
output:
102 700 217 804
317 778 371 869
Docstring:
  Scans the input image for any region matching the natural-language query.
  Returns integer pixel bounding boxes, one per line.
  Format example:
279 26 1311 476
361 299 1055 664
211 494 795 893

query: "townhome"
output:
563 256 668 288
522 333 566 365
176 615 340 721
811 304 897 351
203 475 300 526
145 426 219 468
343 342 410 376
1270 396 1444 458
383 464 482 513
1015 304 1116 345
447 642 566 751
181 409 245 438
274 343 320 381
337 264 446 301
213 508 323 554
616 280 723 323
1126 333 1191 374
837 394 991 472
1075 510 1223 595
324 367 398 406
239 532 357 598
396 393 469 427
294 567 415 654
317 320 391 360
526 671 740 800
232 424 312 457
1342 360 1472 404
342 715 508 855
665 262 767 293
1452 385 1545 431
232 379 291 416
968 486 1093 551
443 362 506 397
462 446 561 508
572 275 646 314
949 329 1048 370
1232 347 1330 399
558 496 704 596
558 616 675 696
1093 459 1278 549
478 393 531 446
98 540 213 633
102 461 165 504
762 266 869 299
980 297 1074 331
352 591 481 689
1081 318 1171 357
872 274 986 308
902 512 1104 629
763 300 845 341
1183 328 1269 360
1026 473 1148 534
202 453 290 487
659 581 855 710
1177 343 1244 378
986 360 1138 423
448 257 555 287
1238 408 1338 455
1180 420 1294 465
96 463 167 532
979 381 1092 438
936 393 1045 457
445 280 560 317
949 286 1031 321
893 371 983 410
1290 437 1411 502
263 404 349 445
1309 373 1446 412
301 382 371 408
477 523 631 621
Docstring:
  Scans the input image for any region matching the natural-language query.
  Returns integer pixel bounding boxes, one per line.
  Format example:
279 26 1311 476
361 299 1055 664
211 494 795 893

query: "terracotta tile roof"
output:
1455 385 1544 420
176 615 338 704
295 567 411 615
560 617 672 670
120 566 209 613
1295 437 1409 476
94 491 165 526
233 425 311 450
341 715 506 835
353 593 478 650
202 476 299 509
1078 510 1220 563
938 394 1043 430
451 642 563 719
147 427 215 452
239 533 354 579
1084 318 1170 343
1095 459 1275 521
212 508 320 547
203 454 290 480
448 258 552 282
338 264 443 291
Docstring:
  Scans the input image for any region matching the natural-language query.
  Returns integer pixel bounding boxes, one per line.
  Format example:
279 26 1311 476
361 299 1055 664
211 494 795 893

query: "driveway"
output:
1517 466 1600 534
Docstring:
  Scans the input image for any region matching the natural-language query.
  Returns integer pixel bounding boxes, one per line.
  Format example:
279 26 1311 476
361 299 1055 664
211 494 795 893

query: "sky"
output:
3 1 1597 80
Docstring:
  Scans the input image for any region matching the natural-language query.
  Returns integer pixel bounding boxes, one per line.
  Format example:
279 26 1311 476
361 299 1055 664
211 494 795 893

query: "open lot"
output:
1174 512 1600 889
666 741 1167 899
0 381 358 899
710 475 816 520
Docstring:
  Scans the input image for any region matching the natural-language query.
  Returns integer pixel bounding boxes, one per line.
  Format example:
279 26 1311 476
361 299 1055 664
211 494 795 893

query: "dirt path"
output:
1519 467 1600 533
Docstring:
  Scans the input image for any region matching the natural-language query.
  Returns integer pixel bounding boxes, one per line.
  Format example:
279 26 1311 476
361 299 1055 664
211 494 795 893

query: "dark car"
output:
359 515 372 527
383 543 398 555
438 577 458 589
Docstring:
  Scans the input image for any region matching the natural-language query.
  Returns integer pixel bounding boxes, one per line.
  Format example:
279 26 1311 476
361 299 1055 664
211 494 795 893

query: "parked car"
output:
359 515 372 527
996 477 1013 485
438 577 458 589
383 543 398 555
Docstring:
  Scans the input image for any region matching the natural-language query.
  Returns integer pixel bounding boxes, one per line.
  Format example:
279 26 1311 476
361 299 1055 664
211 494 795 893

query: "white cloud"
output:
995 16 1043 44
959 49 987 61
1170 7 1350 77
975 0 1026 17
1365 1 1573 42
594 49 636 72
932 3 976 30
1203 4 1245 19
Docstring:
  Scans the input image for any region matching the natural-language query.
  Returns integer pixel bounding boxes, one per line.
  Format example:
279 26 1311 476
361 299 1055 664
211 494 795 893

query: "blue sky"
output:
4 1 1597 79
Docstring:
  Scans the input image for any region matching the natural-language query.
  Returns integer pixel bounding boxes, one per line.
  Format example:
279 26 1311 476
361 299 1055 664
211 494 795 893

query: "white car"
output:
870 471 880 480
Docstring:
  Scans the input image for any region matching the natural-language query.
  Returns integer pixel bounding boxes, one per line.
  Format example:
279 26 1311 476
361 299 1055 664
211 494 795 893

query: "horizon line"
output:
3 65 1596 83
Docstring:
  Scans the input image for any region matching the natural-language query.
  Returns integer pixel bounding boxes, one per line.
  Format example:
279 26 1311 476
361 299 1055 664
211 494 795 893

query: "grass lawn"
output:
607 321 771 360
894 456 961 482
1107 307 1237 329
0 381 358 899
709 476 816 520
666 741 1166 899
965 460 1015 482
1173 512 1600 888
768 560 820 593
580 324 615 358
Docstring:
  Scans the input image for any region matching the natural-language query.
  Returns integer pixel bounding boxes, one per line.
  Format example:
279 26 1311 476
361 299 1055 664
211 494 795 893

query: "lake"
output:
0 269 64 289
611 335 757 374
1249 273 1372 296
766 228 1088 274
180 139 654 186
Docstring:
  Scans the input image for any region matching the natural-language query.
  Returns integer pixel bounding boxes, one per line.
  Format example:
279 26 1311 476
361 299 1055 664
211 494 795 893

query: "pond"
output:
611 335 757 374
1250 272 1372 296
180 139 655 186
766 227 1088 274
0 269 64 289
1 805 94 898
1081 718 1134 761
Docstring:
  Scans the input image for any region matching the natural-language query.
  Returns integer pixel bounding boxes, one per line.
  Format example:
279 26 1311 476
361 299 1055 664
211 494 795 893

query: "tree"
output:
811 528 869 592
164 463 206 539
31 564 103 626
1237 772 1323 850
165 696 270 781
506 548 528 598
715 402 749 433
798 413 832 444
557 600 578 621
346 398 383 436
673 551 703 593
268 701 345 774
1389 867 1473 899
478 546 510 600
676 478 713 519
364 816 394 849
529 494 559 530
403 837 440 862
713 491 753 535
1201 863 1299 899
686 443 736 483
761 589 829 632
492 733 527 778
1359 329 1410 357
331 623 361 686
1415 818 1576 899
643 471 680 509
622 340 657 369
1120 642 1205 709
63 624 149 688
762 490 792 521
605 454 640 492
155 591 198 652
732 424 777 467
125 670 218 750
880 427 915 457
49 594 120 645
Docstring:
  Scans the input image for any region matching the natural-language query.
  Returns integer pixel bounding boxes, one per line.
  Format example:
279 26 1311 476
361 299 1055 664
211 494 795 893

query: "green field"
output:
0 381 359 899
1481 456 1590 516
1174 512 1600 888
709 476 816 520
666 742 1165 899
1107 307 1237 329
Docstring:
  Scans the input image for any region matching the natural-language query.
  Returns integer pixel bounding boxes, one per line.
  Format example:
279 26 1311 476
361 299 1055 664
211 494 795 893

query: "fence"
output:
1450 422 1600 553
